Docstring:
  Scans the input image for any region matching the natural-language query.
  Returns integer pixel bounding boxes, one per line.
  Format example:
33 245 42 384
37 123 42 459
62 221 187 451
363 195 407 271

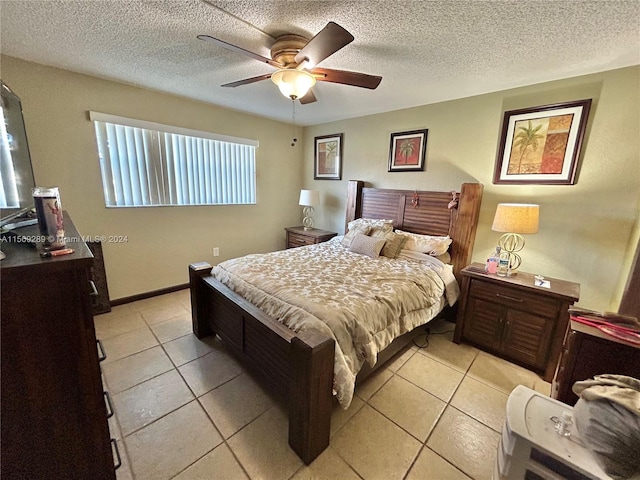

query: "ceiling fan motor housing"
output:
270 34 308 67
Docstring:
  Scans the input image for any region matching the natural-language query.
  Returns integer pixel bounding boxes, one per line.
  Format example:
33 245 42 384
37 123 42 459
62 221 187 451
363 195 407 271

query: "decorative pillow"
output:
347 218 394 236
341 224 371 247
349 233 385 258
381 231 408 259
395 230 452 256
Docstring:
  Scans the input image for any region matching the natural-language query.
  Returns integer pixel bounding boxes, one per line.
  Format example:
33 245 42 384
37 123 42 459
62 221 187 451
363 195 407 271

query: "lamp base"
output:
302 206 315 230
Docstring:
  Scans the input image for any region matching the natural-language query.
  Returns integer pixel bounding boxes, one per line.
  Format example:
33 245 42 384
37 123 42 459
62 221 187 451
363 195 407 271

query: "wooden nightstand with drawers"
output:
285 226 337 249
454 263 580 382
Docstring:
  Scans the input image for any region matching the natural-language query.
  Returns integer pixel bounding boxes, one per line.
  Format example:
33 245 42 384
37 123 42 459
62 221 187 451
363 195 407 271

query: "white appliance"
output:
494 385 612 480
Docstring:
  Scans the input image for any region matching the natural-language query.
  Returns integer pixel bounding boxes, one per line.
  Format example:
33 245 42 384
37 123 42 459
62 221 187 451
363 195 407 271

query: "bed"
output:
189 180 483 464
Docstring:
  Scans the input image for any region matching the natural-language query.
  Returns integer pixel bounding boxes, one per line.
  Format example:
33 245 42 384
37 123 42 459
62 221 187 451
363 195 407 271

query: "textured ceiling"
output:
1 0 639 126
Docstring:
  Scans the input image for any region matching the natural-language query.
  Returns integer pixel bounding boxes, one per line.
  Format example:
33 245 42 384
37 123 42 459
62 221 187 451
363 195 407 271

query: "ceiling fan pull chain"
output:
291 100 298 147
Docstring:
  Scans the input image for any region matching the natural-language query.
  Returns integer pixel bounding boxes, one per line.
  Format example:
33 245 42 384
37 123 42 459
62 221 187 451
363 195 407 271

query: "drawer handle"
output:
495 293 524 303
96 339 107 362
89 280 99 297
104 391 114 419
111 438 122 470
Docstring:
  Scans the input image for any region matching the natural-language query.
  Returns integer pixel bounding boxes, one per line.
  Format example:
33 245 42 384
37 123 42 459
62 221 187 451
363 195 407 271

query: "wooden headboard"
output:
345 180 484 282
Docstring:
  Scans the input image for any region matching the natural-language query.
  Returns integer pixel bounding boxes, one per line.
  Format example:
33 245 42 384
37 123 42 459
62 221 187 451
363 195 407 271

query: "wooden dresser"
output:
1 213 117 479
285 226 337 249
552 320 640 406
454 263 580 381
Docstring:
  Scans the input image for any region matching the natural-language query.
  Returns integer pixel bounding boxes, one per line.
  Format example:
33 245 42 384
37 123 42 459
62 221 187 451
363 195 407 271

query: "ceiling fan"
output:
197 21 382 104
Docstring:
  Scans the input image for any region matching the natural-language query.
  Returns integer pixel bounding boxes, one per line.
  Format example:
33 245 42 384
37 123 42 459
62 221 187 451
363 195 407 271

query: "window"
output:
90 112 258 207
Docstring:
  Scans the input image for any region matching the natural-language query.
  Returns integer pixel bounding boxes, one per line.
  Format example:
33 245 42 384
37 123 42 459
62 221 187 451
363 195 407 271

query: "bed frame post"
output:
288 331 335 465
189 262 213 339
344 180 364 233
450 183 484 283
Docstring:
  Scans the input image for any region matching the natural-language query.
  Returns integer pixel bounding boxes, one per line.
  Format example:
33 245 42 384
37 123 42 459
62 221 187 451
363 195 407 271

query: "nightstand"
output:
454 263 580 381
285 226 337 249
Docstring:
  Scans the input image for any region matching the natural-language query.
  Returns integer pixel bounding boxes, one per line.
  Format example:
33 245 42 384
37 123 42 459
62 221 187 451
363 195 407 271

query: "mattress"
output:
211 236 459 408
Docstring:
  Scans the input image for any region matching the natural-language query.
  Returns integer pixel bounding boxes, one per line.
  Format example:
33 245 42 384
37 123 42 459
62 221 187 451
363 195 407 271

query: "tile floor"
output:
95 289 552 480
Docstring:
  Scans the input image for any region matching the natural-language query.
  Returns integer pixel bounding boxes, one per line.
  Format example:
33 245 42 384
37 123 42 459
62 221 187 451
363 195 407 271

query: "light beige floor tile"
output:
100 327 158 365
385 344 418 372
108 407 122 440
331 405 421 480
140 302 189 326
103 346 174 394
149 313 192 343
163 333 221 367
427 406 500 480
397 353 464 402
199 373 275 439
467 353 538 394
369 375 446 441
450 376 508 432
227 407 303 480
114 439 134 480
406 447 472 480
354 368 393 401
291 446 360 480
179 350 245 397
94 311 147 340
173 443 248 480
534 378 552 396
113 370 194 436
125 401 222 480
417 331 479 373
331 395 365 437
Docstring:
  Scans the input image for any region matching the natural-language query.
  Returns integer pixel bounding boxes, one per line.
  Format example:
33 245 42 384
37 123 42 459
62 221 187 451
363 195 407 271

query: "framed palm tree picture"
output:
314 133 343 180
494 99 592 185
388 129 428 172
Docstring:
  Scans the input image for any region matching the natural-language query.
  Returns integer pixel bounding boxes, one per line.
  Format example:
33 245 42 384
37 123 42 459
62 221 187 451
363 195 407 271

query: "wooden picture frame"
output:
388 129 428 172
314 134 343 180
493 99 592 185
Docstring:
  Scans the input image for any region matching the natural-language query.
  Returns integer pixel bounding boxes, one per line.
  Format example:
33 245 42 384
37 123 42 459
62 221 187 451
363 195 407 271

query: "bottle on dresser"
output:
486 246 500 274
497 248 510 277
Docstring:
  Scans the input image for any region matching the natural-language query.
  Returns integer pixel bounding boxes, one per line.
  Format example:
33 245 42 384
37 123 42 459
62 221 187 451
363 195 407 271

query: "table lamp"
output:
491 203 539 275
299 189 320 230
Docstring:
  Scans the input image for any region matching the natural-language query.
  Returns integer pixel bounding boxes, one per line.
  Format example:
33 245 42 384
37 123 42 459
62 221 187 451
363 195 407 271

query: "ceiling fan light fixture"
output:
271 69 316 100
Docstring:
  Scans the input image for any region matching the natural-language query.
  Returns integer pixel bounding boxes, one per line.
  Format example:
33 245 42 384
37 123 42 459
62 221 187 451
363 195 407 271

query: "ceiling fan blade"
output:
198 35 283 68
294 22 354 68
312 68 382 89
221 73 273 88
299 89 317 104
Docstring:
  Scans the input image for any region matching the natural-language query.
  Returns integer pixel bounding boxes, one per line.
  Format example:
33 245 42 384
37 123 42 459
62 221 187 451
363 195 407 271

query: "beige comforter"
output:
212 237 456 408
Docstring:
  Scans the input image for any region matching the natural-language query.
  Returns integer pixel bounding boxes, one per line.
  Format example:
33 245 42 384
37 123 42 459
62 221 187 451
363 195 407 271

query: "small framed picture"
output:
493 99 592 185
388 129 428 172
314 133 343 180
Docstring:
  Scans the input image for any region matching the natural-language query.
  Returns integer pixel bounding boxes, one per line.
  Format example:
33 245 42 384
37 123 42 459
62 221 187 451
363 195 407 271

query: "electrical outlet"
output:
213 247 220 257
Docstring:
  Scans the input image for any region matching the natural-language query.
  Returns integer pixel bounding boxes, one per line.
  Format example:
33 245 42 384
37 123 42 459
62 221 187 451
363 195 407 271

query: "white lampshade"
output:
271 69 316 100
299 189 320 207
492 203 539 234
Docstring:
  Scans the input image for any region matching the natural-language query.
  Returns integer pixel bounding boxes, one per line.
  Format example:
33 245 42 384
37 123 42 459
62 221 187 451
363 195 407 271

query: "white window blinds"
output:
90 112 257 207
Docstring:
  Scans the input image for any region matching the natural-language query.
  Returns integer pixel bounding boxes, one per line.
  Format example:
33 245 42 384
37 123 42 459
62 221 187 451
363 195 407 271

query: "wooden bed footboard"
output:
189 262 335 465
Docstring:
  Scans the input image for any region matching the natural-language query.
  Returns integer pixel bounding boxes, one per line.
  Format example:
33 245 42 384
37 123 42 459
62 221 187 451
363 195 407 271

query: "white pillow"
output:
349 233 385 258
347 218 394 236
341 224 371 247
395 230 452 256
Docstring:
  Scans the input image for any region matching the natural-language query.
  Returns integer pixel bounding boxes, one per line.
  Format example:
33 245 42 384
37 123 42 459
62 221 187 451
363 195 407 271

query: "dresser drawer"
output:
468 278 560 319
288 232 315 247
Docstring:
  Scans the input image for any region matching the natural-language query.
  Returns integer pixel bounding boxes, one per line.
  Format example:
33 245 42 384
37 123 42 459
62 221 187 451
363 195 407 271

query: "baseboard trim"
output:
111 283 189 306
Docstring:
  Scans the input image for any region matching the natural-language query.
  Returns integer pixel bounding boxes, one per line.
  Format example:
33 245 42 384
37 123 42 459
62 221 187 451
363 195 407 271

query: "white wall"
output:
1 55 304 299
304 67 640 312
